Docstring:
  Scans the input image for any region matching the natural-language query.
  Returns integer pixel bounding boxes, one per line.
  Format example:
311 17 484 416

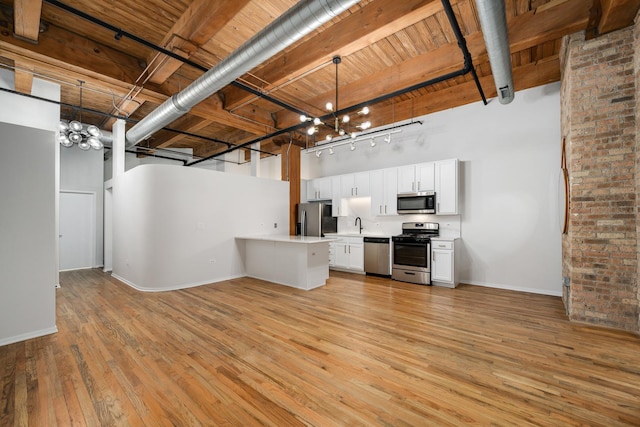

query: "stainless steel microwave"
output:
397 191 436 214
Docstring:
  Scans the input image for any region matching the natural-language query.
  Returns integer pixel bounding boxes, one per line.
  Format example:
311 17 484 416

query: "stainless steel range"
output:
392 222 439 285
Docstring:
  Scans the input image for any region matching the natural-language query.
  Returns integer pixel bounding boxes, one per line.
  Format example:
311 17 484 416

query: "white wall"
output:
0 71 60 344
112 164 289 291
302 83 563 295
60 145 105 267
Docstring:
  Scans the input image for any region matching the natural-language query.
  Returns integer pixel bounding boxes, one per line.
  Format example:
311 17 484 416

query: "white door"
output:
59 192 95 271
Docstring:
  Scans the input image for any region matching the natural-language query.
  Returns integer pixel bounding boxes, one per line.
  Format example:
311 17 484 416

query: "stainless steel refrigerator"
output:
297 202 337 237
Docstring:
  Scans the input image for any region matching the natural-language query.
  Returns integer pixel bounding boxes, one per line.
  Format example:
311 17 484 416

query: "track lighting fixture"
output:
306 124 412 159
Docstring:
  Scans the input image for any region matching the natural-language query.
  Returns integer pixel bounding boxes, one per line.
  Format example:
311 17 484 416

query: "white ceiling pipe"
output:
125 0 361 148
475 0 514 104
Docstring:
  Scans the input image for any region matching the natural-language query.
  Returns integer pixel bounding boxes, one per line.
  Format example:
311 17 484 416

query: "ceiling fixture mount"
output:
301 56 371 141
58 81 103 150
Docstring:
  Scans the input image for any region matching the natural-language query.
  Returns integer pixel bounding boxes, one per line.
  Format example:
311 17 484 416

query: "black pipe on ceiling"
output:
186 0 487 167
0 86 280 157
43 0 308 117
40 0 487 165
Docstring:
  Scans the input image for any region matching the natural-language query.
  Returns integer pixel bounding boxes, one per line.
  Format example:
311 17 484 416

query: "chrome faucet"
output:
355 217 363 234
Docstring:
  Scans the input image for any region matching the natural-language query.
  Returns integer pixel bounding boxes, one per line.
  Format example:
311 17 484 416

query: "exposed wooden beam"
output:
102 98 145 129
13 0 42 43
371 57 560 128
153 116 212 149
598 0 640 35
13 59 34 94
274 0 590 129
222 0 443 111
147 0 253 84
0 22 148 95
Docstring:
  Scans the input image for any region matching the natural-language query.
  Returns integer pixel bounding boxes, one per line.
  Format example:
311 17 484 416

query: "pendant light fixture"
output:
59 81 104 150
301 56 371 141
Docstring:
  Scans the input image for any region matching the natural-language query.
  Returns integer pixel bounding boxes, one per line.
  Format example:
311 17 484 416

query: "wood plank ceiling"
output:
0 0 638 164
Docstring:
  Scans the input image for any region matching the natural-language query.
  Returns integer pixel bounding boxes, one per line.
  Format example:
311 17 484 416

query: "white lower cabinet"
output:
331 237 364 272
431 239 458 288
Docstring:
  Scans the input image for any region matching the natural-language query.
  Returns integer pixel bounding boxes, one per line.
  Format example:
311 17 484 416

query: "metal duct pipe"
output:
125 0 360 147
475 0 514 104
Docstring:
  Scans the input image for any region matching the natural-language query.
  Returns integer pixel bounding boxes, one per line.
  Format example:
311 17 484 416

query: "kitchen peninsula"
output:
236 235 337 290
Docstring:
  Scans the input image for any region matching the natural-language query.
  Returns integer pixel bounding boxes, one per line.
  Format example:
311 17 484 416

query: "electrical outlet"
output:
209 259 216 264
274 223 278 228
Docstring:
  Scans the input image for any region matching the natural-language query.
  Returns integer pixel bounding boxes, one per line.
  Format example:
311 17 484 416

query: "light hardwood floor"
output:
2 269 639 426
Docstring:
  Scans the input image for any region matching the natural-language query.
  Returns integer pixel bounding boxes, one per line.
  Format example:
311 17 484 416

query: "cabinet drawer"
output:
432 241 453 250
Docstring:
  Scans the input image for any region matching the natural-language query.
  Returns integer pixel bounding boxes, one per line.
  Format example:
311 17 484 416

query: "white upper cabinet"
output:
397 163 435 193
341 172 370 198
370 168 397 216
435 159 458 215
307 177 333 201
331 176 345 216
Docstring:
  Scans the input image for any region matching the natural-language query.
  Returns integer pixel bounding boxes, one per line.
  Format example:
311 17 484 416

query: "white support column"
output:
250 142 260 177
112 119 126 178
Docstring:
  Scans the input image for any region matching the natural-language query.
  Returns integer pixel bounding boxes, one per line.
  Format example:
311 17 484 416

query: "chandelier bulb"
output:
59 134 73 147
69 120 83 132
313 117 322 126
78 140 91 151
361 106 370 115
325 135 332 141
342 114 350 124
88 136 103 150
307 126 316 136
300 114 307 122
351 132 357 139
325 102 333 111
87 125 102 137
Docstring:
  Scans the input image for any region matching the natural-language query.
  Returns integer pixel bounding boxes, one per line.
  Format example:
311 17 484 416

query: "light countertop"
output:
236 235 338 244
324 232 392 238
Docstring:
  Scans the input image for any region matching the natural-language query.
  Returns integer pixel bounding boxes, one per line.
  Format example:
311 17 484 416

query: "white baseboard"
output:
111 273 245 292
462 280 562 297
0 326 58 347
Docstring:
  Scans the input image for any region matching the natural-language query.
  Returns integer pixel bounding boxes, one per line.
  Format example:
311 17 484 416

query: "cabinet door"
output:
435 159 458 215
348 238 364 271
328 242 336 267
340 174 355 198
416 162 435 192
306 180 318 200
397 165 416 193
370 170 385 216
331 176 345 216
383 168 398 215
335 242 349 268
317 177 333 200
432 249 453 283
353 172 370 197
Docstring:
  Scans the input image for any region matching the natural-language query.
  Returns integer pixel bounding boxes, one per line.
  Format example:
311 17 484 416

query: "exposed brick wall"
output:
560 24 638 332
635 11 640 331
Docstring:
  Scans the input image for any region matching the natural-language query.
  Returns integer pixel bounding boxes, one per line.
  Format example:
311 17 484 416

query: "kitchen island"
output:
236 235 338 290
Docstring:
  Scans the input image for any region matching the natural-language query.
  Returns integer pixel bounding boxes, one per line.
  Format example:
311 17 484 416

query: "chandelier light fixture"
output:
58 81 103 150
300 56 371 142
